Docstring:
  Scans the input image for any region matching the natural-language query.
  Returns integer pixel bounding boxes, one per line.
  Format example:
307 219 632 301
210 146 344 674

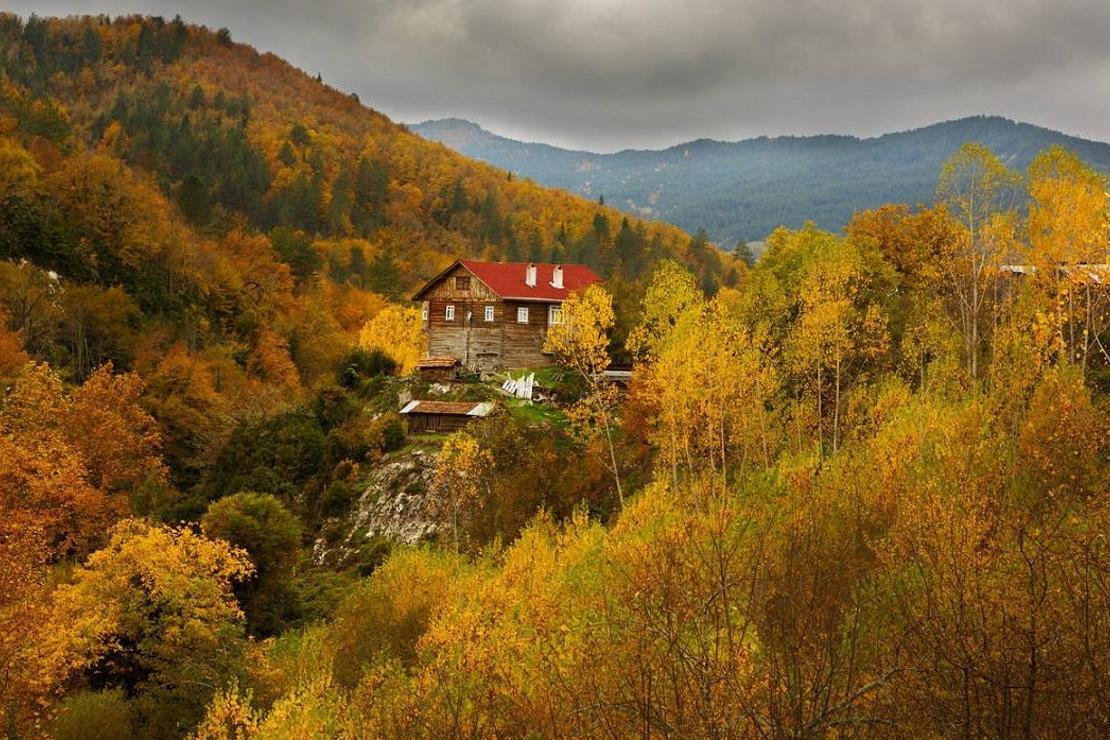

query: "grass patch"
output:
506 397 568 427
397 433 450 452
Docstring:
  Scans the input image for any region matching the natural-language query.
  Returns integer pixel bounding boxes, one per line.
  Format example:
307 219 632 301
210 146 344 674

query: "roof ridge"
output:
414 259 601 301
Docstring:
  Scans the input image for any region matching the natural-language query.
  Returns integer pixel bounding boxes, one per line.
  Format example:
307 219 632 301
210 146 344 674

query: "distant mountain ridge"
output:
412 116 1110 244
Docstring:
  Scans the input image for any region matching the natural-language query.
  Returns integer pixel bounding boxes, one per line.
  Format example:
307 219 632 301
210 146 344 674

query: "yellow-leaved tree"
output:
645 296 778 484
41 519 254 735
0 136 41 197
626 259 703 361
936 143 1020 378
359 304 426 375
790 237 892 457
1025 146 1110 372
543 284 625 506
431 432 493 552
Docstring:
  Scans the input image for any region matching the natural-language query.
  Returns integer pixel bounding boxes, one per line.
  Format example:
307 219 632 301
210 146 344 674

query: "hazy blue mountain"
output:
411 116 1110 245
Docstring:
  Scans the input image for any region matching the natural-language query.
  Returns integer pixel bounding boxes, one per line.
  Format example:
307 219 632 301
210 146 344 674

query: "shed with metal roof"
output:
399 400 496 434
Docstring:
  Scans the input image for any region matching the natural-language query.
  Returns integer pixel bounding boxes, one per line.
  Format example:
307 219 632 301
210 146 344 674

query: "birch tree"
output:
543 284 625 506
936 143 1020 379
431 432 492 552
1026 146 1110 371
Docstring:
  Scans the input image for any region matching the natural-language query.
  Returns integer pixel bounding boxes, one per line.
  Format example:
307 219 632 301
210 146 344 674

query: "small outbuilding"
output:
416 356 461 382
399 400 495 434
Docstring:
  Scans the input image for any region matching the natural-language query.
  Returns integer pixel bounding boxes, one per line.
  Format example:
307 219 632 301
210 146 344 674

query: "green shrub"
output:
354 536 393 577
292 569 357 623
337 347 396 389
381 415 406 452
51 690 133 740
325 413 406 466
201 492 304 637
313 385 358 430
202 412 325 503
319 480 357 518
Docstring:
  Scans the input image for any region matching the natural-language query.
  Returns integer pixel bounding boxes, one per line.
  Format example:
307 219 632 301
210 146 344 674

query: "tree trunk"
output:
603 421 624 509
833 352 842 454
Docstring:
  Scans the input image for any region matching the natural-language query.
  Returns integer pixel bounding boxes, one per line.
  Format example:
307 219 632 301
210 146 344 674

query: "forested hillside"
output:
1 12 1108 740
0 12 733 372
413 116 1110 245
0 12 741 478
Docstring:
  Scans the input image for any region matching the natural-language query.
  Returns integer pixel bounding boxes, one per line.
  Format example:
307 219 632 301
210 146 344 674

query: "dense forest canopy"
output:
0 12 1108 740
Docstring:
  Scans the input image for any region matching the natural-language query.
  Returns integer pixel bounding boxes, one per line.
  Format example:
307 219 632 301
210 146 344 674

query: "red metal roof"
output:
414 260 601 302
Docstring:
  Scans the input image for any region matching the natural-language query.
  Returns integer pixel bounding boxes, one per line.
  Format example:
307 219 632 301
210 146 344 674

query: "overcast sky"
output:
8 0 1110 151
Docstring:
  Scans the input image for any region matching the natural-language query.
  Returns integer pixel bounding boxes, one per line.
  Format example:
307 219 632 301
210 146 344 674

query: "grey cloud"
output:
7 0 1110 149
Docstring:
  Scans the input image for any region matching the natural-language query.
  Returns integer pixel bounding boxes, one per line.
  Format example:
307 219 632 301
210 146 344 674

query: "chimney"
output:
525 262 537 288
551 264 564 289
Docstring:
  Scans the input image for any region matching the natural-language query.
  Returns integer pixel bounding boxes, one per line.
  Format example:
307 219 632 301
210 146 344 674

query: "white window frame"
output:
445 304 455 321
484 305 495 322
548 304 563 325
517 306 529 324
421 301 429 321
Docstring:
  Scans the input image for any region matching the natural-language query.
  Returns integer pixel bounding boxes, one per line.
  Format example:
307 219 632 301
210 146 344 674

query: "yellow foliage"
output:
0 136 40 195
543 283 615 378
358 304 425 375
431 433 493 551
41 519 253 715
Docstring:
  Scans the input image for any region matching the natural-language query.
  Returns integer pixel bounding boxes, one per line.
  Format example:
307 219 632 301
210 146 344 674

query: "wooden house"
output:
412 260 602 372
399 400 495 434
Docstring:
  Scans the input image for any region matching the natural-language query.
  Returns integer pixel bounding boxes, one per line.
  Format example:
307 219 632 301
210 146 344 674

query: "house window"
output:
421 301 429 321
517 306 529 324
484 305 495 322
455 276 470 291
445 304 455 321
548 304 562 325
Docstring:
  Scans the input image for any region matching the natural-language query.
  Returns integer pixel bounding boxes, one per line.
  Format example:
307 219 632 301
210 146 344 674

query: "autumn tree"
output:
784 234 890 455
0 524 51 733
936 143 1020 378
0 364 121 556
430 432 492 552
1025 146 1110 372
543 283 625 505
847 204 966 386
645 295 778 483
625 259 703 362
0 308 31 383
358 304 425 375
59 284 140 381
201 492 303 636
42 519 253 736
329 548 467 688
63 363 166 492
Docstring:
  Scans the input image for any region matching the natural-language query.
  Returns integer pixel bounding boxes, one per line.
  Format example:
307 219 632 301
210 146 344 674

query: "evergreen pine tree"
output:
353 156 388 234
528 229 545 262
188 84 205 109
349 245 370 286
278 141 296 168
290 122 310 146
734 240 756 267
367 248 404 297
